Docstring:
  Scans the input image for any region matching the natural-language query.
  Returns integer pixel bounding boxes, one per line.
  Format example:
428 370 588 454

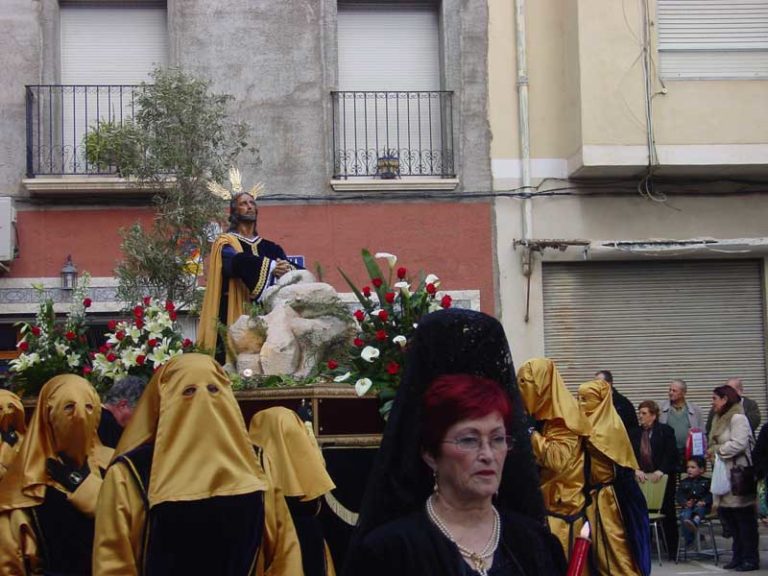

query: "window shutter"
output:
657 0 768 79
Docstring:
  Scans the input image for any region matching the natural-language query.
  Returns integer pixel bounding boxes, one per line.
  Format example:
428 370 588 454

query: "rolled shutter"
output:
542 260 767 430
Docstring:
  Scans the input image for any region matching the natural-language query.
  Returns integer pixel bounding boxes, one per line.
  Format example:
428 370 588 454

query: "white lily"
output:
393 335 407 348
354 378 373 397
425 274 440 287
393 281 411 296
361 346 380 363
374 252 398 268
66 352 82 368
55 341 69 356
333 372 352 383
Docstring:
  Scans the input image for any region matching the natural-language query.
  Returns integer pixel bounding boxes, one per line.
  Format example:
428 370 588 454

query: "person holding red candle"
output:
517 358 592 562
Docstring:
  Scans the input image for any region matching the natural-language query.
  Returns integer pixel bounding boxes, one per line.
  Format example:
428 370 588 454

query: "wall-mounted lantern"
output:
60 255 78 290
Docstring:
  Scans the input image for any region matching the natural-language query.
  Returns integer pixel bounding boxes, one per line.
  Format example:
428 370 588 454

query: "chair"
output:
676 511 719 565
639 474 669 566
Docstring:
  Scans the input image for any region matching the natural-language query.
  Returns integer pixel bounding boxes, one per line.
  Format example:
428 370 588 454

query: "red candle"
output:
566 521 591 576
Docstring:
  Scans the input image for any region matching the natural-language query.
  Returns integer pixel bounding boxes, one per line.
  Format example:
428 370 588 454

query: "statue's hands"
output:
46 455 91 492
273 260 293 278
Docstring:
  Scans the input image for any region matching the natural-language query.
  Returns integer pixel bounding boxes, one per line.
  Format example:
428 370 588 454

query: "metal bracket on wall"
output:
512 239 591 322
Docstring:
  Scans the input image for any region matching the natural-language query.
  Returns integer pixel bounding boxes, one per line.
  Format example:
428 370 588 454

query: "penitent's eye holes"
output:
182 385 197 397
64 402 76 413
84 403 94 413
206 384 220 394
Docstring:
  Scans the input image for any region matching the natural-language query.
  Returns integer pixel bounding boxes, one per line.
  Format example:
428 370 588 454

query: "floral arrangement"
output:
89 296 193 390
330 250 452 412
10 276 93 395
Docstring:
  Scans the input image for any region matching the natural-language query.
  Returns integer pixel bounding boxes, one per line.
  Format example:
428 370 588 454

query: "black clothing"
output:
287 497 329 576
117 443 265 576
629 422 679 558
676 476 712 509
719 506 760 568
612 387 639 436
31 485 95 575
344 309 559 576
97 408 123 449
356 509 564 576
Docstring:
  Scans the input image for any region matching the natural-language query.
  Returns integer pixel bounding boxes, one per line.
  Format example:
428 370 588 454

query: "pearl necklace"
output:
425 495 500 576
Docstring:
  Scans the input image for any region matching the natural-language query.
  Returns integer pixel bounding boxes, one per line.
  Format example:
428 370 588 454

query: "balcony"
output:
331 91 456 183
25 85 140 178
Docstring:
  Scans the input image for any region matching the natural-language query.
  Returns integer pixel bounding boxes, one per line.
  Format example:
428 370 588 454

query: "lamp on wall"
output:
60 255 78 290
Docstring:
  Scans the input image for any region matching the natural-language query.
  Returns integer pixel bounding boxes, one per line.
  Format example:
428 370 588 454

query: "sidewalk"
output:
652 520 768 575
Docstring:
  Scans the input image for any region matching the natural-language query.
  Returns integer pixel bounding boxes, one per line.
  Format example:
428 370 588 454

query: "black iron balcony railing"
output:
331 91 455 179
26 85 141 177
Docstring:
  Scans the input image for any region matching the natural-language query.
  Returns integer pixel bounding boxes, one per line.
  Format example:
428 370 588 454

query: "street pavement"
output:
652 520 768 575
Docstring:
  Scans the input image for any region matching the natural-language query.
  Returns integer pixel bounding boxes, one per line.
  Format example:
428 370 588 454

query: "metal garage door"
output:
543 260 767 428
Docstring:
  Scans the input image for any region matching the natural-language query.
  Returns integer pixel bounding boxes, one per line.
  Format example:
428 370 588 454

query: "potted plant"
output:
376 149 400 179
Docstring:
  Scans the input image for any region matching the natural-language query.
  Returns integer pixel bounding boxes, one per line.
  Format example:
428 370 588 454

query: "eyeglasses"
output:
442 435 514 453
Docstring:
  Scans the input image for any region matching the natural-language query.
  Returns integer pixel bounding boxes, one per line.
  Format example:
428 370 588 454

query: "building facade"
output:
0 0 497 370
489 0 768 414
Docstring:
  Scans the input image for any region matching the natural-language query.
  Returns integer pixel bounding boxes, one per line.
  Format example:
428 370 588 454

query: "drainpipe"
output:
514 0 533 321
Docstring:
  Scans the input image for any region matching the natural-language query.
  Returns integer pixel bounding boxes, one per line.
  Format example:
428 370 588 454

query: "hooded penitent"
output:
0 389 26 480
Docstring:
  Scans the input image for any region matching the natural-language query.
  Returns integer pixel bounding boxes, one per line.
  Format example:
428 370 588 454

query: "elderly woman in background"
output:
344 308 565 576
629 400 678 558
578 379 650 576
0 389 26 480
708 384 759 571
93 353 303 575
250 407 337 576
0 375 113 575
516 358 591 561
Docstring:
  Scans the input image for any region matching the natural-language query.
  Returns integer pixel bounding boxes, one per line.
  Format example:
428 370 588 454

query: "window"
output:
333 2 454 178
657 0 768 79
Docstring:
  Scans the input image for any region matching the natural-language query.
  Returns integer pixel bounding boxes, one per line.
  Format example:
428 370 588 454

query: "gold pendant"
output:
469 553 485 572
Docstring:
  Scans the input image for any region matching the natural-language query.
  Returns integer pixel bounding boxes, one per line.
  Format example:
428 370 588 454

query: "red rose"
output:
440 295 452 309
169 310 178 321
135 319 144 329
375 329 387 341
183 338 193 348
165 300 175 312
107 320 117 331
327 359 339 370
354 310 365 322
148 338 158 348
385 292 396 304
143 296 152 306
372 278 383 288
83 297 92 308
115 331 126 341
79 335 87 343
136 355 146 366
426 283 437 295
362 286 371 298
82 366 92 375
378 310 389 321
99 345 109 354
397 267 407 279
89 352 96 359
65 331 76 341
386 361 400 375
353 337 364 347
31 326 41 337
106 353 117 362
18 341 29 351
133 305 144 318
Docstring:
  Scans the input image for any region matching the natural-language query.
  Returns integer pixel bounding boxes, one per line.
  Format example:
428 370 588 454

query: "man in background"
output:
98 374 146 448
595 369 639 436
659 378 703 469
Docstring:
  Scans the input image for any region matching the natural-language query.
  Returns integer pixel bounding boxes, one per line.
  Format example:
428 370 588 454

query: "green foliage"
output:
111 66 256 310
83 120 142 175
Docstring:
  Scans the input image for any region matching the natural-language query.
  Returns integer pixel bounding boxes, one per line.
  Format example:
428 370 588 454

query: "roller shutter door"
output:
543 260 767 429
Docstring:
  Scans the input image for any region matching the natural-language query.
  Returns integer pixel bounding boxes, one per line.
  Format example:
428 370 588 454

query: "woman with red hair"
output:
344 309 564 576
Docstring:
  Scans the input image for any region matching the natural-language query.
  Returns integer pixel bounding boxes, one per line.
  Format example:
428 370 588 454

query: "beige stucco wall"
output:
495 193 768 363
488 0 768 181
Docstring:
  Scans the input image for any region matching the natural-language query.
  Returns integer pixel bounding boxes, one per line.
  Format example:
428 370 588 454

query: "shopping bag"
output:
711 455 731 496
731 464 757 496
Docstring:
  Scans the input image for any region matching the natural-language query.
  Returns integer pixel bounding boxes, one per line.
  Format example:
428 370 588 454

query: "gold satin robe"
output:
584 445 642 576
532 421 588 556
